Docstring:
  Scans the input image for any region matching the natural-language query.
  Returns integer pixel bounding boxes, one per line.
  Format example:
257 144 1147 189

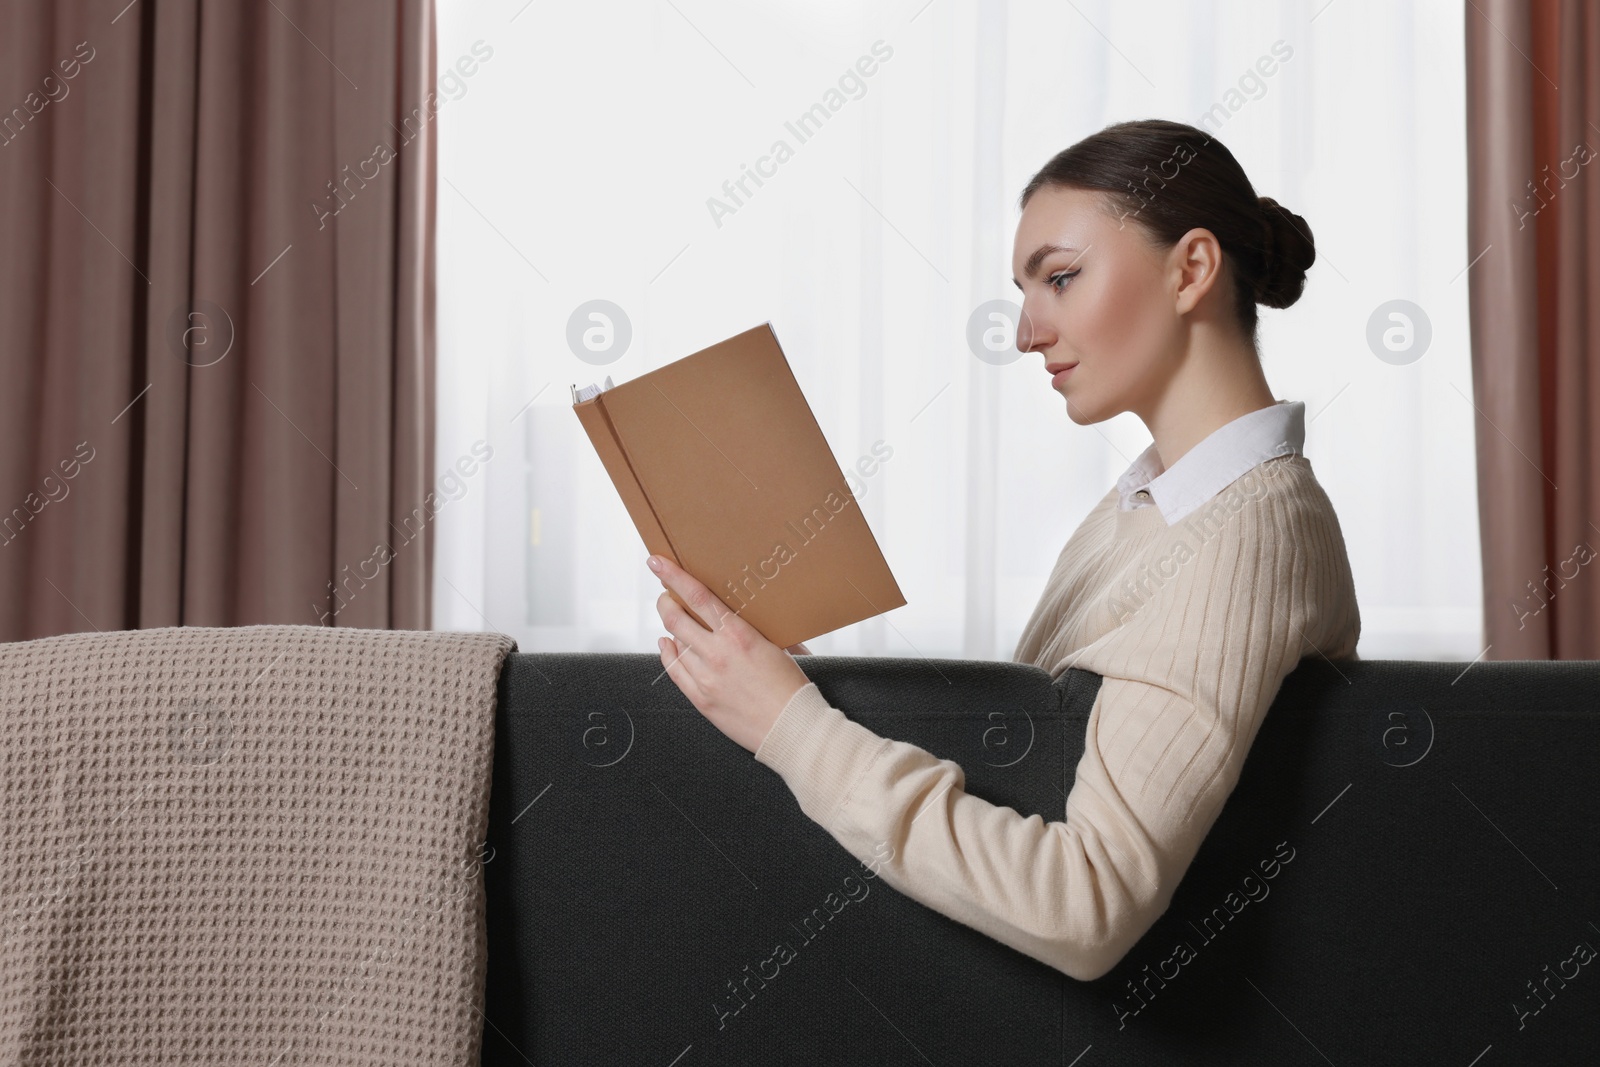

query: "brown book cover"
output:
571 322 905 648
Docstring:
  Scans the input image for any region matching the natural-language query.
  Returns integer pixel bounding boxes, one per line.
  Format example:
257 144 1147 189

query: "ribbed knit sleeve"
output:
754 484 1353 981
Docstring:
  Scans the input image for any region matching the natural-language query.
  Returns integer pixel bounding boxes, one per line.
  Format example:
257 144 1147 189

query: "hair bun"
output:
1254 196 1316 309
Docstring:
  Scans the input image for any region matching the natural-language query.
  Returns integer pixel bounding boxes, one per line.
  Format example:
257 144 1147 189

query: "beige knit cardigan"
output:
755 454 1361 981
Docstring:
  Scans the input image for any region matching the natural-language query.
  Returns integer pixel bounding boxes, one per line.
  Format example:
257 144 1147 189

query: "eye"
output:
1049 269 1079 293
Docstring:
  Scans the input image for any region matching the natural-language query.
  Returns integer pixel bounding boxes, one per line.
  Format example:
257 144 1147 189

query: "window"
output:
433 0 1479 660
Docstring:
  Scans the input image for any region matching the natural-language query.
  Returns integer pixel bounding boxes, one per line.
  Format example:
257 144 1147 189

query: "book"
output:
570 376 614 403
571 322 905 648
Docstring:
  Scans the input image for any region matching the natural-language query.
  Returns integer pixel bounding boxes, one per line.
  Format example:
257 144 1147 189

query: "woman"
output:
649 118 1361 982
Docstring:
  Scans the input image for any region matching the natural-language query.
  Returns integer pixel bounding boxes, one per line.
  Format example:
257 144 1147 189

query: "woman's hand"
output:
649 554 812 754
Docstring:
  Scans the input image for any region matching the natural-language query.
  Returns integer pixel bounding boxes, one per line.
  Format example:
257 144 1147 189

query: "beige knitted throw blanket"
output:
0 624 516 1066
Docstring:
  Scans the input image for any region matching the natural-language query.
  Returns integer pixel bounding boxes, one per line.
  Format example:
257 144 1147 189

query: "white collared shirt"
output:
1116 399 1306 524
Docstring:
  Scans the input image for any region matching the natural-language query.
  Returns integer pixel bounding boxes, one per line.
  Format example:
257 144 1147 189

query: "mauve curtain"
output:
0 0 437 640
1465 0 1600 659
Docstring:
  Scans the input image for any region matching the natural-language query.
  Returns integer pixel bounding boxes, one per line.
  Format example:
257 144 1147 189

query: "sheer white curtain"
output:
432 0 1479 661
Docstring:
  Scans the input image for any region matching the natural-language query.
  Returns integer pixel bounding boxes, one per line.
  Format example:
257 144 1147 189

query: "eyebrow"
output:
1012 245 1079 290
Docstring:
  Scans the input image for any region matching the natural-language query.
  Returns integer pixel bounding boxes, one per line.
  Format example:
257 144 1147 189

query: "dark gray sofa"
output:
480 652 1600 1065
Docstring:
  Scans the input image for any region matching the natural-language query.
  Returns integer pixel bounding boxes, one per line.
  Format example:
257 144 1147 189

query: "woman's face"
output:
1011 184 1200 425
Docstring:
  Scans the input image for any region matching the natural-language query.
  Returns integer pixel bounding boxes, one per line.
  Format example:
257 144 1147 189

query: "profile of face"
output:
1011 184 1228 425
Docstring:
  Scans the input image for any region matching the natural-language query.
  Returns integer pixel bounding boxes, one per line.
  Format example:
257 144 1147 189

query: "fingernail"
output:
647 556 661 572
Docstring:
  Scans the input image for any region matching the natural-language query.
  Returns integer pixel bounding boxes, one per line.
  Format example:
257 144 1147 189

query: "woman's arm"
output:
752 669 1283 981
752 501 1338 982
651 495 1346 981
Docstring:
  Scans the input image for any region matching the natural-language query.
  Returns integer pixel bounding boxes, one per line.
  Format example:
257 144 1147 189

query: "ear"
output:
1171 227 1225 317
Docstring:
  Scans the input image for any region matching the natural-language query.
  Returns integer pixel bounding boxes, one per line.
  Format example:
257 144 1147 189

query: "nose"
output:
1016 303 1050 355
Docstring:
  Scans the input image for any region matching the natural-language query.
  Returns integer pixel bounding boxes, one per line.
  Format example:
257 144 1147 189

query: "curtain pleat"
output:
1466 0 1600 658
0 0 437 640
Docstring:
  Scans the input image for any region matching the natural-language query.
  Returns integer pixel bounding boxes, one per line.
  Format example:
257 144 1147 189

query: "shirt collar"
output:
1116 399 1306 524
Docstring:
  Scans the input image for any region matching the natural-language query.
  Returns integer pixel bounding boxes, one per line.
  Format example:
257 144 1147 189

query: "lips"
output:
1045 362 1078 375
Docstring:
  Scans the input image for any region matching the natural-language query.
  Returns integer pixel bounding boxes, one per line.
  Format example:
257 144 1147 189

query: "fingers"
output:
656 591 705 653
656 635 705 704
650 554 735 634
658 588 710 637
650 556 714 661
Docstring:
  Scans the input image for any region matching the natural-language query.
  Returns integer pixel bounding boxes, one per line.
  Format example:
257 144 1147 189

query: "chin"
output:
1061 392 1099 426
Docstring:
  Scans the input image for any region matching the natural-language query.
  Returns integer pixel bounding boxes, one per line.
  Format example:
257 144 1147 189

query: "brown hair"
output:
1018 118 1315 344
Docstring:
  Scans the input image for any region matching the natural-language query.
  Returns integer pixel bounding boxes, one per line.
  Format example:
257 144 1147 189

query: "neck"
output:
1134 331 1277 471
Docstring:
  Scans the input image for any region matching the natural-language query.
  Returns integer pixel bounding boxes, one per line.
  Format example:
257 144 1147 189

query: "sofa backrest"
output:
481 653 1599 1065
